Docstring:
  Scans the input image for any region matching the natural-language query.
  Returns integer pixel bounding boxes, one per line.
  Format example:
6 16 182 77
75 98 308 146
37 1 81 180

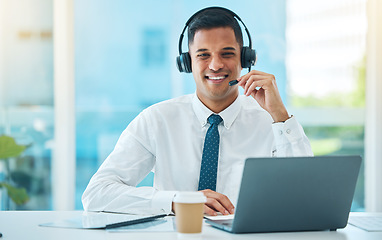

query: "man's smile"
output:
205 74 229 83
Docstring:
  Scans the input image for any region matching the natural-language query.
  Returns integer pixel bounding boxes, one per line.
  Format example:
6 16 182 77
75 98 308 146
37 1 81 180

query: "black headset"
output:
176 6 257 73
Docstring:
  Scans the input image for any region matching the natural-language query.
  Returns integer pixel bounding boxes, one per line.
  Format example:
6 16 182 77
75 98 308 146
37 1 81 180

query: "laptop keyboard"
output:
348 216 382 231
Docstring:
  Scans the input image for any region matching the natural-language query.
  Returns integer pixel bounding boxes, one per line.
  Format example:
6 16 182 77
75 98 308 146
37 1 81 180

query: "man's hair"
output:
187 8 244 48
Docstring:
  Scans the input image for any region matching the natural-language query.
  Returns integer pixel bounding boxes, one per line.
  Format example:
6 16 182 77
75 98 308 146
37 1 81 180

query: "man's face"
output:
189 27 242 105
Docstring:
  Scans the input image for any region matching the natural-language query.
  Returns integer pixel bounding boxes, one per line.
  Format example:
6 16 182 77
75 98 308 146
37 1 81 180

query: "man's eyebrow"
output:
222 47 237 51
195 47 237 53
195 48 208 53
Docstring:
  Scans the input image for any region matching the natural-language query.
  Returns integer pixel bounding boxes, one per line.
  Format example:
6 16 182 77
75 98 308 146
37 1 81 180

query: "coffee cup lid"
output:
173 191 207 203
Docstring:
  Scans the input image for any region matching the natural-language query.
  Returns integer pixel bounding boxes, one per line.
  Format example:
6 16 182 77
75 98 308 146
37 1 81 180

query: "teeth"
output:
208 76 226 80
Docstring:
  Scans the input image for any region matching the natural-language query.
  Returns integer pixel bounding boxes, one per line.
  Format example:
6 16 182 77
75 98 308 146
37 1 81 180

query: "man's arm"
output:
271 116 314 157
238 70 313 157
82 127 177 214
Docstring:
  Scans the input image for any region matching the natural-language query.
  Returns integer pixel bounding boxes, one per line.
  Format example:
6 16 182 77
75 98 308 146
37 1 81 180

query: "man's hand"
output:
199 189 235 216
237 70 289 123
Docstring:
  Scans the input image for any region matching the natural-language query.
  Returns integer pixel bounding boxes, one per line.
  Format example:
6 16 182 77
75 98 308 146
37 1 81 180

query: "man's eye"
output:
197 53 209 58
222 52 235 57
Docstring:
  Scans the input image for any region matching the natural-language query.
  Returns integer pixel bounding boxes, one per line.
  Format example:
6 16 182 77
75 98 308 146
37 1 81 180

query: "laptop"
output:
206 155 362 233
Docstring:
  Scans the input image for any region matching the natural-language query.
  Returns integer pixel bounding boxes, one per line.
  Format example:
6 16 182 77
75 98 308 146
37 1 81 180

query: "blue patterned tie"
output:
198 114 223 191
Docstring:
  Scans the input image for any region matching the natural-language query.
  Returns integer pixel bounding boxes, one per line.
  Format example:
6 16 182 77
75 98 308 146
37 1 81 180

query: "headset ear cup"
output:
241 47 257 69
176 53 192 73
176 55 183 72
182 52 192 73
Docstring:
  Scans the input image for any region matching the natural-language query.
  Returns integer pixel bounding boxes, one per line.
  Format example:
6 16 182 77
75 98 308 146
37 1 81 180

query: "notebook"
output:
39 212 167 229
206 155 362 233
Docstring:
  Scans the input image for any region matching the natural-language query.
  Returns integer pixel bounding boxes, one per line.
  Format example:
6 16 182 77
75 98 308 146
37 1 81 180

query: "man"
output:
82 7 313 216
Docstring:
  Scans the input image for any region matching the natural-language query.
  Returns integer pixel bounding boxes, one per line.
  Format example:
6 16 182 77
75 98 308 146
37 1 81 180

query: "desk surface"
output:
0 211 381 240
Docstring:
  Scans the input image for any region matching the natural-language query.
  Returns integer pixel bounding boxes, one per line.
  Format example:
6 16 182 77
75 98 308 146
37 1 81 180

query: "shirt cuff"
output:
151 190 178 214
272 116 305 146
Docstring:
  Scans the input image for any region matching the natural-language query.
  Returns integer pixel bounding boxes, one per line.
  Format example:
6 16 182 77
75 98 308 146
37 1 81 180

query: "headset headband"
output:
178 6 253 55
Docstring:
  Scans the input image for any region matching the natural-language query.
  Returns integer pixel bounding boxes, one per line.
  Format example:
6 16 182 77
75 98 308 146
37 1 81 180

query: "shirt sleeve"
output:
81 112 177 214
271 116 314 157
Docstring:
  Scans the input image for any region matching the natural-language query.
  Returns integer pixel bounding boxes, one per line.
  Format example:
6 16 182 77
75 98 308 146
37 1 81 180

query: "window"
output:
286 0 367 211
0 0 53 210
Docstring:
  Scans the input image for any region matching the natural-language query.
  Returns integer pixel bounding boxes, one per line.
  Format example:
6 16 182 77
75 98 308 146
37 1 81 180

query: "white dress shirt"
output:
82 94 313 214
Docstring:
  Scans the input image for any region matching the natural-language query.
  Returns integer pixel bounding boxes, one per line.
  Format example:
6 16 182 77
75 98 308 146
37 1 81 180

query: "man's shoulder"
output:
150 94 193 108
143 94 194 116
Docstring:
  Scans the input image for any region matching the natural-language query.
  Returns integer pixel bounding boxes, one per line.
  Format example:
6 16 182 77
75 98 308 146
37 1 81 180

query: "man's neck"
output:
197 93 239 113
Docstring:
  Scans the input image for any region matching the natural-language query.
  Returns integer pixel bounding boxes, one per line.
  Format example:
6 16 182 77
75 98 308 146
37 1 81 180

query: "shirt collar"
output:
192 93 241 129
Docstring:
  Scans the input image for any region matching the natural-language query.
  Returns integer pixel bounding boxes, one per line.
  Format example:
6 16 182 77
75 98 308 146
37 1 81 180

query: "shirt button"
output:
279 130 283 135
286 129 291 134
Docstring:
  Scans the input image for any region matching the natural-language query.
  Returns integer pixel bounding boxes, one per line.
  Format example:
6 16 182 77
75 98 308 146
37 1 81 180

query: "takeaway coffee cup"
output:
173 192 207 234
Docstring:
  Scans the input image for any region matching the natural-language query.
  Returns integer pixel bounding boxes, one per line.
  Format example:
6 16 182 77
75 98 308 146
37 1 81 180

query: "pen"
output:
229 80 239 86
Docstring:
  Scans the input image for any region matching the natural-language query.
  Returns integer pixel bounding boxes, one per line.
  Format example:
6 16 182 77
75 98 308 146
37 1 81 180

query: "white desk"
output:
0 211 381 240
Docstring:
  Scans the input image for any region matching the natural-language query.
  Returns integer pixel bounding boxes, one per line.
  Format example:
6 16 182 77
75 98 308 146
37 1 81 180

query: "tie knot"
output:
208 114 223 125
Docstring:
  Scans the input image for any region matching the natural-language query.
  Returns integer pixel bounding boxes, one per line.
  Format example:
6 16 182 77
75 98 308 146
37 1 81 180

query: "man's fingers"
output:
239 73 275 95
205 197 230 215
200 189 235 215
204 205 218 216
245 79 268 96
202 190 233 210
238 70 271 84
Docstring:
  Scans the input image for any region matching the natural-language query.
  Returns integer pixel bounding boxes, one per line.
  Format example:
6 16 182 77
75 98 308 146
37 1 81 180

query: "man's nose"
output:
209 55 224 71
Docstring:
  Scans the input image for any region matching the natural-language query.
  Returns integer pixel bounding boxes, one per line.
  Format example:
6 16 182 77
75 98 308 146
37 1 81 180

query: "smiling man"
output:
82 7 313 216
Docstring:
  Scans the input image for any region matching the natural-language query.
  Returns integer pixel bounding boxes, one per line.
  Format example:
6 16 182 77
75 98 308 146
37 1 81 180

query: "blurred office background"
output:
1 0 380 212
